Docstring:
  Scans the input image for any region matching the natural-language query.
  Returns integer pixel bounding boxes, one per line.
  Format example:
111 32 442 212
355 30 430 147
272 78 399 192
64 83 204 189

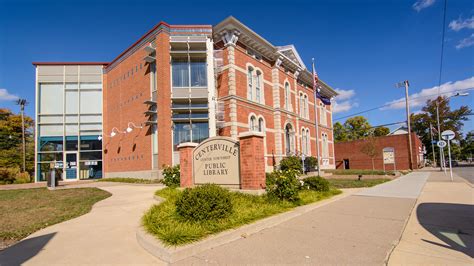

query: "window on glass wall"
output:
172 56 207 88
39 137 63 151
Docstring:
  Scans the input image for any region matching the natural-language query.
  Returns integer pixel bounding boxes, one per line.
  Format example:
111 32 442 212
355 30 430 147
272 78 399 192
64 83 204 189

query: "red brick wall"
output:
240 134 266 189
334 133 424 170
102 39 153 174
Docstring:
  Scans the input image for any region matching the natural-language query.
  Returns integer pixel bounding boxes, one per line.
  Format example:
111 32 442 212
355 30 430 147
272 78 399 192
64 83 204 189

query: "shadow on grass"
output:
0 232 56 265
417 203 473 258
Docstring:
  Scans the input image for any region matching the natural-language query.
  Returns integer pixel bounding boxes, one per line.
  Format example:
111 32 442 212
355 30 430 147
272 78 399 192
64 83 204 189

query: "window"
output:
301 129 306 155
173 122 209 150
320 103 327 126
299 93 304 117
171 56 207 88
322 133 329 158
285 124 294 154
255 71 262 103
258 118 264 133
305 129 311 155
249 115 257 131
285 82 290 111
247 67 254 100
304 95 309 119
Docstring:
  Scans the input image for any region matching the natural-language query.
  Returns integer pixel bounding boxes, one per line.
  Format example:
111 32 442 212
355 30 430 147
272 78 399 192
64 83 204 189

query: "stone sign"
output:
193 137 240 186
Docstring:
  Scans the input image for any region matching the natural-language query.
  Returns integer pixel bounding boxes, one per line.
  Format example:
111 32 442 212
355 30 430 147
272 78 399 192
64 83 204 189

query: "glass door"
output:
65 152 78 180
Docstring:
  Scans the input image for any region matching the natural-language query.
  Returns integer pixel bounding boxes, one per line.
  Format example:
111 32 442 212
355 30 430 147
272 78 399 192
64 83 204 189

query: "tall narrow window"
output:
285 124 294 154
320 103 327 126
305 95 309 119
306 129 311 155
299 93 304 117
258 118 264 132
285 82 290 110
249 115 257 131
247 67 254 100
322 133 329 158
301 129 306 154
255 71 262 103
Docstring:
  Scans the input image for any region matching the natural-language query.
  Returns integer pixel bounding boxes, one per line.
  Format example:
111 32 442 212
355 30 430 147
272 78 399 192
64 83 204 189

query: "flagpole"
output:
312 58 322 177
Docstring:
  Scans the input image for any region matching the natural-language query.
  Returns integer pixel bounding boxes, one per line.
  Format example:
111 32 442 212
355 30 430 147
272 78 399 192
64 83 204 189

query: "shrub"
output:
303 176 330 192
175 184 233 221
279 156 303 173
265 169 301 201
0 167 20 184
304 157 318 172
162 164 180 188
15 172 31 184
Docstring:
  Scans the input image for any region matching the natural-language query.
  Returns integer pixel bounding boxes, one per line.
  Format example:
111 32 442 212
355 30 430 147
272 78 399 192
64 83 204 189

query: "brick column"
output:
177 142 198 188
239 132 265 189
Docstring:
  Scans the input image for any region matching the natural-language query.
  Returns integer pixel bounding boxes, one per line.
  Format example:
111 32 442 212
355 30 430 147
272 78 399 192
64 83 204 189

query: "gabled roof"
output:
277 45 306 70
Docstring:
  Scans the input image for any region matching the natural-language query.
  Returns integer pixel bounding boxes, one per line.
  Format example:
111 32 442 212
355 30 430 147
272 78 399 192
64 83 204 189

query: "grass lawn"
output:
0 187 111 249
97 177 161 184
143 187 341 246
328 178 390 189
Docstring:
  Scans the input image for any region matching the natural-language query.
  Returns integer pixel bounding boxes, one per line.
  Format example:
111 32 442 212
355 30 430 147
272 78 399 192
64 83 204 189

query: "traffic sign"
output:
441 130 455 141
437 140 447 148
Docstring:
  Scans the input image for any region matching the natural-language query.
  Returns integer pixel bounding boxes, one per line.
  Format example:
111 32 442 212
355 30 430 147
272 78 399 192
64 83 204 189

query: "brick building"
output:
33 16 337 181
334 133 425 171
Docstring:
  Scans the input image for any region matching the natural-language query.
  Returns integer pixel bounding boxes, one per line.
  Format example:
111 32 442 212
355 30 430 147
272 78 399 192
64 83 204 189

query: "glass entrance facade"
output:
35 64 104 182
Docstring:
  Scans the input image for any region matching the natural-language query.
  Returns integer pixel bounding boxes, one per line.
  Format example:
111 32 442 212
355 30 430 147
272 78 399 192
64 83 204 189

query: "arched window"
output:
322 133 329 158
247 67 254 100
255 71 262 103
299 93 304 117
249 115 257 131
258 117 264 132
306 129 311 156
304 95 309 119
301 128 306 154
320 103 327 126
284 82 290 110
285 123 294 154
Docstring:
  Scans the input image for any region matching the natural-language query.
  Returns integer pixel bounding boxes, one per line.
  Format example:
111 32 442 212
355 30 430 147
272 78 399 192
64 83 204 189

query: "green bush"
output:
279 156 303 173
175 184 233 221
303 176 330 192
265 169 301 201
15 172 31 184
0 167 20 184
162 164 180 188
304 157 318 172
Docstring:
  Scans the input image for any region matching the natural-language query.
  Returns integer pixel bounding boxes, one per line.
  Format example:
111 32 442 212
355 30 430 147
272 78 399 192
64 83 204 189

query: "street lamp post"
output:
396 80 413 170
16 99 28 172
435 92 469 171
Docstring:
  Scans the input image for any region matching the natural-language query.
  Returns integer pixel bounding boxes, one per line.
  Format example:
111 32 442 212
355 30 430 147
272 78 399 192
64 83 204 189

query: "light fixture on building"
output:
98 136 103 141
110 127 125 137
126 122 143 133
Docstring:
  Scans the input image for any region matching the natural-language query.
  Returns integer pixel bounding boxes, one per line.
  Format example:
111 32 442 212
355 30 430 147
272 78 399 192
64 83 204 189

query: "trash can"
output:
47 169 59 187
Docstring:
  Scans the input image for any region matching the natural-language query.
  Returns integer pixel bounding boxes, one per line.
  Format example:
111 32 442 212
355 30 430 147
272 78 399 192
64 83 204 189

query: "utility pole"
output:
16 99 28 172
396 80 413 170
429 123 436 167
436 99 444 171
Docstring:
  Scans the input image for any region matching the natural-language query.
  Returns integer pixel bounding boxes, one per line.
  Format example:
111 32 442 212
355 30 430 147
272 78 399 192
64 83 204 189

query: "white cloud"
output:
456 33 474 49
0 88 18 102
333 88 358 114
412 0 436 12
382 76 474 110
449 16 474 31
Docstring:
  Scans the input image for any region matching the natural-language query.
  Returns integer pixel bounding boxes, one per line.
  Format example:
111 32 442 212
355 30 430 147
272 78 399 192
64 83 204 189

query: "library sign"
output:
193 137 240 186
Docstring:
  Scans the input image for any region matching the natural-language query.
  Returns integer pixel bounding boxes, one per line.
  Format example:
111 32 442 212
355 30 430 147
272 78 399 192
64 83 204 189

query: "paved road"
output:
174 172 430 265
452 165 474 184
0 184 165 266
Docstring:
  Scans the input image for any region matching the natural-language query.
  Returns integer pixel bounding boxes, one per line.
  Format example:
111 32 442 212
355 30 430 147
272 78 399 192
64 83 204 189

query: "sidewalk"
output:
174 172 429 265
388 170 473 265
0 184 165 265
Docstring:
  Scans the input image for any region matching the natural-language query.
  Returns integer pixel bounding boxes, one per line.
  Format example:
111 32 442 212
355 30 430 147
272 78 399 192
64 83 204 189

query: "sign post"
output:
382 147 396 173
441 130 455 181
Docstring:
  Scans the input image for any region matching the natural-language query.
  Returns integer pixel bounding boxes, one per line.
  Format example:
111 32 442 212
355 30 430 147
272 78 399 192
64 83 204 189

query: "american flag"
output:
312 61 319 89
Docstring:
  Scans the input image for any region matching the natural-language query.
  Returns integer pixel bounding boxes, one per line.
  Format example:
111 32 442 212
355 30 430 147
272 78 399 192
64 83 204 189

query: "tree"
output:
460 131 474 161
334 122 349 142
411 96 472 161
360 135 378 170
372 126 390 137
344 116 372 140
0 108 35 174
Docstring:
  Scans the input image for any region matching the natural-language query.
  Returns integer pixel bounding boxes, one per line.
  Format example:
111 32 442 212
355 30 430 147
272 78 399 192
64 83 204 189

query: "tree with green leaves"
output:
0 108 35 174
410 96 472 161
334 116 390 142
460 131 474 161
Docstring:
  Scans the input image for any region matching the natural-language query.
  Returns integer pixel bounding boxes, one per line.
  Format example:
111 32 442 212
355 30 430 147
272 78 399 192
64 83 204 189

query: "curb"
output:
136 189 357 263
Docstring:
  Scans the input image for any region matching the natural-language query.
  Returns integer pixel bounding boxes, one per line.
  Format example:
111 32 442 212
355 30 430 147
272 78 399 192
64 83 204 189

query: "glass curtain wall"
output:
170 41 209 156
36 65 103 181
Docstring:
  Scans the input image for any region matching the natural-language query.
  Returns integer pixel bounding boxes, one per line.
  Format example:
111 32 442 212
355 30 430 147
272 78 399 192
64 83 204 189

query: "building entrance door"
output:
65 152 78 180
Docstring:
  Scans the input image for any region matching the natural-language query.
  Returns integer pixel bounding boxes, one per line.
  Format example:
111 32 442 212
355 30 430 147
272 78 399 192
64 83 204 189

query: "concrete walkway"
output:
174 172 429 265
0 184 165 265
388 169 473 265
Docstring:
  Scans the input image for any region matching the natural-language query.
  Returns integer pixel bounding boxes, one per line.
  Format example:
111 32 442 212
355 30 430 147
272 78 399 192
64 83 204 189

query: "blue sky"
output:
1 0 473 133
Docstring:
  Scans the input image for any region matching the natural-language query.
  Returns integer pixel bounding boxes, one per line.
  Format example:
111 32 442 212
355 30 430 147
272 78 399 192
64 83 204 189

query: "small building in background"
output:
334 133 424 171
